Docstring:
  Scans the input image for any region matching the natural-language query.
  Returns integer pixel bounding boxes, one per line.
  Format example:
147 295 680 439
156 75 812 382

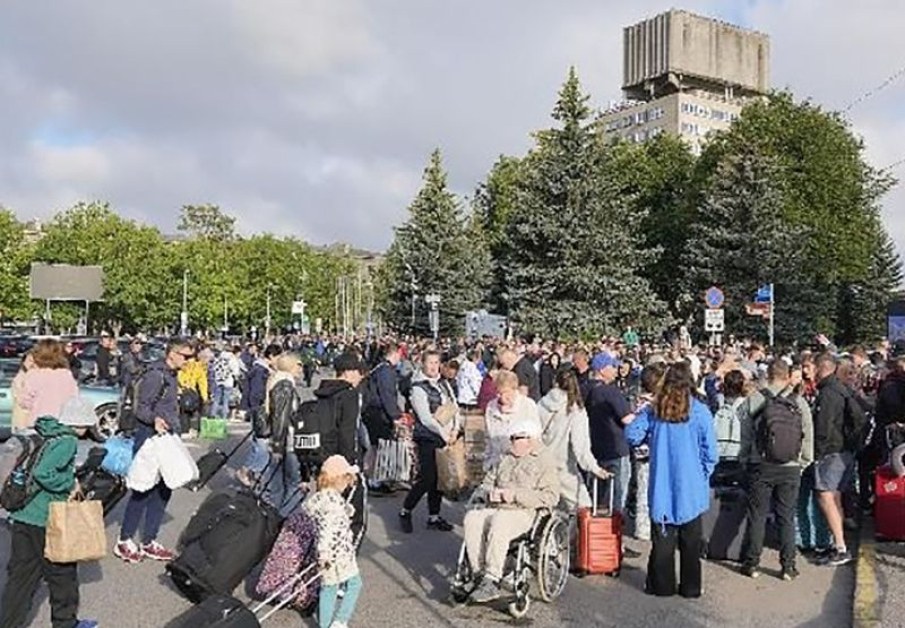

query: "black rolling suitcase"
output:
187 431 254 492
165 561 323 627
75 447 127 517
702 485 748 561
166 485 282 603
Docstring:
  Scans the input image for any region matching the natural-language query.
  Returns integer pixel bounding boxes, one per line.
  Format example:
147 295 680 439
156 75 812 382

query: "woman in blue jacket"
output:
626 361 718 598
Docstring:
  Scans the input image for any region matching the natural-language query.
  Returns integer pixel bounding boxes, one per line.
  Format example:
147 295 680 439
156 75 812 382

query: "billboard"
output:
29 263 105 302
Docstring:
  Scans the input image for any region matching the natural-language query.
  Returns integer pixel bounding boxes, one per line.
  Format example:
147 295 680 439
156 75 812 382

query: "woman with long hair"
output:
625 362 718 598
15 339 79 430
537 368 609 509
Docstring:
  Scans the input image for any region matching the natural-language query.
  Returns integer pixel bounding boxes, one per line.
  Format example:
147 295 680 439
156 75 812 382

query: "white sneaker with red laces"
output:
113 539 143 564
140 541 175 562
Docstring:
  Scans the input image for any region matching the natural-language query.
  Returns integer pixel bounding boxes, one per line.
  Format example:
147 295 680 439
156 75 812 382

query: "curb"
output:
852 517 881 628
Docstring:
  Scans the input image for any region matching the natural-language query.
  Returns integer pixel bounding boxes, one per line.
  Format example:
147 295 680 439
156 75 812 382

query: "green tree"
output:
684 146 819 344
33 202 175 333
0 209 34 323
178 204 237 242
378 149 490 334
501 68 665 338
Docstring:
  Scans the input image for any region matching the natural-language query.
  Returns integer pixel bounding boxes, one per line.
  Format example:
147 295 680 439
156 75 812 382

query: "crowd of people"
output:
2 327 904 626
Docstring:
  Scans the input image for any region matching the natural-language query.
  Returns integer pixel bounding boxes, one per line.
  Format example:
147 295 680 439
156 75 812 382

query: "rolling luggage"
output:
75 465 127 517
702 485 747 561
577 476 622 576
255 508 320 611
875 464 905 541
166 485 282 603
187 431 254 492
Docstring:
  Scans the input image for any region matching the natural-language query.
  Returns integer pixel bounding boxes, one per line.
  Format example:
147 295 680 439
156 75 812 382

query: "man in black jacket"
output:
361 342 403 494
812 352 867 567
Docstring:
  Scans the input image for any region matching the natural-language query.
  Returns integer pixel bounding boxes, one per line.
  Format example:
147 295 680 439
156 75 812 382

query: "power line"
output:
844 63 905 112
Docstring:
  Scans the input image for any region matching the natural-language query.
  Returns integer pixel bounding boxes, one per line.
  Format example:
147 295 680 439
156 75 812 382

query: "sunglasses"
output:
178 351 195 359
509 435 530 442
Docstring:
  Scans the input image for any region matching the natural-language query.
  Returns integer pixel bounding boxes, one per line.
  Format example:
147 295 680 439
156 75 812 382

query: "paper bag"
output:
45 498 106 563
436 438 468 496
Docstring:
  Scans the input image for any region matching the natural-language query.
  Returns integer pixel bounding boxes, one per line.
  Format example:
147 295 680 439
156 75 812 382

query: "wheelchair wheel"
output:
537 515 570 602
508 568 532 619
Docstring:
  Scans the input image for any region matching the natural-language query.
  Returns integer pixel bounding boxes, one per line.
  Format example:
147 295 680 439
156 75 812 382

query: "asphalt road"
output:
2 398 856 627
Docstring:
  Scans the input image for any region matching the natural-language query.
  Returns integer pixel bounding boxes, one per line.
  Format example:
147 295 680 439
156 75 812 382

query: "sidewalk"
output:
856 517 905 627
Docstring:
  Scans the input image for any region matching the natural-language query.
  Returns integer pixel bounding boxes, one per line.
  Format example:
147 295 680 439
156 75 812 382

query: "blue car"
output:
0 358 122 441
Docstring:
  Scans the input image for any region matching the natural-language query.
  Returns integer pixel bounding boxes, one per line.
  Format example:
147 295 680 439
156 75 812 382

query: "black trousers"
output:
0 521 79 628
647 515 703 598
742 463 801 570
403 440 442 516
345 473 367 549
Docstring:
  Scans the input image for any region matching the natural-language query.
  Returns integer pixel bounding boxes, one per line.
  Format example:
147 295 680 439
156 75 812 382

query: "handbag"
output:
436 438 468 496
200 417 229 440
155 434 200 489
44 496 107 563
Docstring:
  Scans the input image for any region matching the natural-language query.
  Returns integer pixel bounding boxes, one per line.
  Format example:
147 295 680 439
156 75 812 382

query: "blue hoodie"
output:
625 397 718 526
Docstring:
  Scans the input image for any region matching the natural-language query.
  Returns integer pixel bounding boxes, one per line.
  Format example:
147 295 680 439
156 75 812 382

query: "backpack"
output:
0 434 47 511
119 368 170 434
756 389 804 464
292 398 339 481
714 398 745 460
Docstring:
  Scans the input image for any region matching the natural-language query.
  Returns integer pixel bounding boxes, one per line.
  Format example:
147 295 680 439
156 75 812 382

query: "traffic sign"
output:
705 286 725 309
291 300 306 315
705 308 725 332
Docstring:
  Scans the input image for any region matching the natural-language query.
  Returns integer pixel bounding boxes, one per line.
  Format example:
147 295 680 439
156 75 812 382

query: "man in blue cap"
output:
586 352 635 520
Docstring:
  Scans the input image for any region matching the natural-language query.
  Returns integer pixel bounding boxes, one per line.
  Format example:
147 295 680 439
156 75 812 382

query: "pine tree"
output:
377 149 490 334
684 146 816 344
502 68 666 339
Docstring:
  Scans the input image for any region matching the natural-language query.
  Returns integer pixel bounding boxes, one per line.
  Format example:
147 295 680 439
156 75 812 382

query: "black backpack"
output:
757 389 804 464
0 434 47 511
119 368 169 433
292 398 339 481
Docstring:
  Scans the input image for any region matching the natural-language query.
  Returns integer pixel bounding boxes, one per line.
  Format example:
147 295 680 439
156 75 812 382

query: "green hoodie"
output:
9 416 78 528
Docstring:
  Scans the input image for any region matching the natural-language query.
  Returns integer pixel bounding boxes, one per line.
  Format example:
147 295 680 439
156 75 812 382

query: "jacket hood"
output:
315 379 354 399
539 388 568 413
34 416 75 438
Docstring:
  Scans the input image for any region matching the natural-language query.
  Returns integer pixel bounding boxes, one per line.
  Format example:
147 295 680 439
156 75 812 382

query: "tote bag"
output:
45 498 106 563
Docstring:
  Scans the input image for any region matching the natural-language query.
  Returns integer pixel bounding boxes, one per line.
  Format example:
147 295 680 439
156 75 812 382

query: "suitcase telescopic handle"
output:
591 474 615 517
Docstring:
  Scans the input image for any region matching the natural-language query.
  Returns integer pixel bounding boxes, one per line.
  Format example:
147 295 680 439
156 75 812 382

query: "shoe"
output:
781 566 800 581
140 541 176 562
74 621 99 628
623 546 642 559
822 549 853 567
741 564 760 579
471 578 502 603
399 510 413 534
330 623 348 628
427 517 454 532
113 539 143 564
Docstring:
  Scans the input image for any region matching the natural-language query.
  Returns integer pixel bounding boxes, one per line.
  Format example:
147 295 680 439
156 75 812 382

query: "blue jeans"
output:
598 456 632 514
261 452 304 518
211 385 232 419
318 574 362 628
242 436 270 475
120 426 172 544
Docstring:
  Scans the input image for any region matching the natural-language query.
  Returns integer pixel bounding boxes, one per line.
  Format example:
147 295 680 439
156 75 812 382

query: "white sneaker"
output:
330 623 349 628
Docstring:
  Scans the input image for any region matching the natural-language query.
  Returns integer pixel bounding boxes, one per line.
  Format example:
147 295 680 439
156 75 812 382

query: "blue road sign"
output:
705 286 725 309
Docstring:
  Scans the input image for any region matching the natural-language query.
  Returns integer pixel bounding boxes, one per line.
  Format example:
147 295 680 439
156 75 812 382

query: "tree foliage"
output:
377 149 490 334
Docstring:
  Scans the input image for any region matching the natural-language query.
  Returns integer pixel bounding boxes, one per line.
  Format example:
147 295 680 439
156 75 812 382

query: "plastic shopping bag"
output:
156 434 200 490
125 436 160 492
101 435 135 477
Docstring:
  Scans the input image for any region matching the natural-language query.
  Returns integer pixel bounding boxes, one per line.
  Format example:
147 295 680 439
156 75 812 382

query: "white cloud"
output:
0 0 901 255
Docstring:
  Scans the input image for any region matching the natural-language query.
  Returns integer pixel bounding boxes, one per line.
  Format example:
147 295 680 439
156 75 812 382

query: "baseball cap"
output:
507 418 541 439
321 454 360 478
333 351 365 373
591 352 621 371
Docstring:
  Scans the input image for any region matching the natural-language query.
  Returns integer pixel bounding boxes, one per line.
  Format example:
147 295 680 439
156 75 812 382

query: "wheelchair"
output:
449 507 571 619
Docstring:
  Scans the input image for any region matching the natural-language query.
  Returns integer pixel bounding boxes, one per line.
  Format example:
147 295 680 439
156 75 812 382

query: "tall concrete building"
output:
599 9 770 154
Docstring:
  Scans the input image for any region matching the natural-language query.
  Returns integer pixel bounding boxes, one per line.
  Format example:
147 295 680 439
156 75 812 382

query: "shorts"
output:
814 452 854 493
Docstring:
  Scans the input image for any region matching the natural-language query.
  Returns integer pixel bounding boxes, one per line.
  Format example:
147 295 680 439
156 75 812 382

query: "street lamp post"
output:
180 269 189 337
265 283 272 338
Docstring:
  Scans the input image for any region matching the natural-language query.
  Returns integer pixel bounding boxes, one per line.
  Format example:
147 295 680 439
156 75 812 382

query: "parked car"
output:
0 358 122 441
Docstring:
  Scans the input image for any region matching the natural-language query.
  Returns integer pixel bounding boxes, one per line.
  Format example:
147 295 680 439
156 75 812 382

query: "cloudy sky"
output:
1 1 902 253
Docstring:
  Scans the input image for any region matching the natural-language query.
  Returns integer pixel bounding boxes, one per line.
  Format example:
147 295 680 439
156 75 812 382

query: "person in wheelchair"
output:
464 418 559 603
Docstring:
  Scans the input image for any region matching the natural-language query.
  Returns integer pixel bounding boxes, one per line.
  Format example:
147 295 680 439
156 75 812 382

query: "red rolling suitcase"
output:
874 465 905 541
577 476 623 576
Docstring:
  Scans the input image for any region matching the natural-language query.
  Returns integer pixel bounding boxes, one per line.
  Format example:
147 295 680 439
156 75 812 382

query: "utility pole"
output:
425 293 441 342
768 283 775 348
265 283 272 338
180 269 189 337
